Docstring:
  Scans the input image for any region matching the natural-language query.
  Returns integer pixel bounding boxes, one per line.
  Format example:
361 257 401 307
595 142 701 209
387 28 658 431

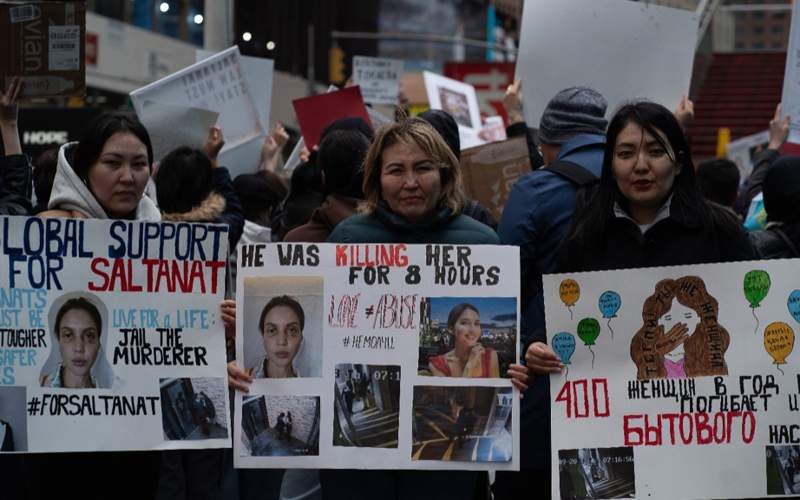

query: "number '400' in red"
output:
554 379 611 418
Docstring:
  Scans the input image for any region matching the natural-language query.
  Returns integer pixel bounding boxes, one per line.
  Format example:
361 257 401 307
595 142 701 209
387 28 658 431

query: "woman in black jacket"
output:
749 156 800 258
527 101 754 373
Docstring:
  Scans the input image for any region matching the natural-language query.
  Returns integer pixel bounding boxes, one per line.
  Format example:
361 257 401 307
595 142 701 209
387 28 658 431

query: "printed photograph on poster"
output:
242 276 324 378
333 364 401 448
766 445 800 495
160 377 228 440
423 71 482 133
438 88 473 128
418 297 517 378
557 447 636 499
412 386 512 462
39 292 116 389
0 387 27 452
240 395 320 457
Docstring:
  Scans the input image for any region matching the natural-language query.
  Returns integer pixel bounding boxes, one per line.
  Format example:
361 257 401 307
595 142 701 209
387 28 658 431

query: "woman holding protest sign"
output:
427 302 500 378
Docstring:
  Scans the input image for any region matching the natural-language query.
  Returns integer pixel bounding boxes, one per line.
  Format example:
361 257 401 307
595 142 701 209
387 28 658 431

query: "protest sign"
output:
423 71 485 149
460 137 531 221
353 56 403 105
725 130 770 178
292 86 373 149
137 102 219 162
516 0 698 126
194 50 275 177
130 46 264 156
444 62 515 125
234 243 520 470
0 216 230 452
0 1 86 98
544 260 800 499
781 0 800 144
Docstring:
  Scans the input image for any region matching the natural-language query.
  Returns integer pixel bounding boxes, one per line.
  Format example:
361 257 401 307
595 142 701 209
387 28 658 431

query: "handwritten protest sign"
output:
726 130 769 178
353 56 403 105
516 0 698 126
0 216 229 452
544 260 800 499
130 46 263 154
234 243 520 470
781 0 800 143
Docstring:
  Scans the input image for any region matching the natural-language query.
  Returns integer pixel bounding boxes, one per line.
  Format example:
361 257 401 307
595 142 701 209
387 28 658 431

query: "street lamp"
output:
193 14 203 24
159 2 169 13
266 41 275 50
242 31 252 42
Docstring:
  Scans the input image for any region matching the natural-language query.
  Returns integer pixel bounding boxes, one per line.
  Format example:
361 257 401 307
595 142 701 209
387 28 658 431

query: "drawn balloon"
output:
577 318 601 368
763 321 795 375
552 332 576 378
787 290 800 324
743 270 771 335
559 279 580 320
598 291 621 339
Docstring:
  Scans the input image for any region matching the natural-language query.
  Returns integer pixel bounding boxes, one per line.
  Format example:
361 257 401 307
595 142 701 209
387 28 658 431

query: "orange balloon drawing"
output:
559 279 580 307
763 321 795 365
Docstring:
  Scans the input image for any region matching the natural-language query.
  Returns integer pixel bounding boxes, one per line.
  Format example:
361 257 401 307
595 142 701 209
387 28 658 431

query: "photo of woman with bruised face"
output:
40 297 104 389
249 295 305 379
630 276 730 380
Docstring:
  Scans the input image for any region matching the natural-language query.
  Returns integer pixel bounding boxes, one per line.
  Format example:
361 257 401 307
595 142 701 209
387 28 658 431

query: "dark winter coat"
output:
0 154 32 215
750 222 800 259
284 193 359 243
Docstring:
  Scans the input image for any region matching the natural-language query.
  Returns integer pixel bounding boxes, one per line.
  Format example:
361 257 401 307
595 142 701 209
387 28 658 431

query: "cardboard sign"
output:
544 260 800 499
0 1 86 98
353 56 403 105
234 243 521 470
0 217 230 453
516 0 698 126
292 86 372 149
444 62 515 126
460 137 531 221
131 46 264 155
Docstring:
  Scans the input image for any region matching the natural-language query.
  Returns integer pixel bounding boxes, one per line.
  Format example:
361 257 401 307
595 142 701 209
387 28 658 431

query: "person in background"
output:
695 158 740 213
284 117 372 242
272 159 325 240
31 147 59 214
749 156 800 258
0 77 32 215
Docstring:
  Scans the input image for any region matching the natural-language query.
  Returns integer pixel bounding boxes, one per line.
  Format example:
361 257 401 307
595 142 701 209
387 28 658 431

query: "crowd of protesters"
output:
1 65 799 500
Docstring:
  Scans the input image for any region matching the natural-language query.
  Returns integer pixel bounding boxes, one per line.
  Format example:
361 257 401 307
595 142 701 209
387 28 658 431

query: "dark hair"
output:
763 156 800 223
33 146 59 208
696 158 740 208
317 128 370 198
72 113 153 183
54 297 102 340
155 146 213 214
259 296 305 334
564 101 713 251
233 171 288 225
446 303 480 331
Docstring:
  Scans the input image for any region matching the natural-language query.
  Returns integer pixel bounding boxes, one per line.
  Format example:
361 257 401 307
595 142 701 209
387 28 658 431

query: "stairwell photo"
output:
557 447 636 499
332 363 401 448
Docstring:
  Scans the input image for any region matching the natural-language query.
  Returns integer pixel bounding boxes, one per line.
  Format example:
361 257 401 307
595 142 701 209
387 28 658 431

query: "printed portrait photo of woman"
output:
428 303 500 378
249 295 306 379
631 276 730 380
40 296 112 389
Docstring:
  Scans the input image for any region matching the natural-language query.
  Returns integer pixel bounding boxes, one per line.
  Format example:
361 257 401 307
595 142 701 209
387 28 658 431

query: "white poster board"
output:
234 243 520 470
781 0 800 143
544 260 800 499
130 46 264 170
353 56 403 105
726 130 770 178
516 0 698 126
0 217 230 452
423 71 486 150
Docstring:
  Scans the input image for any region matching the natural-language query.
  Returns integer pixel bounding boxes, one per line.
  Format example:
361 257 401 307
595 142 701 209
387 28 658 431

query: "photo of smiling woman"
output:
249 295 306 379
428 303 499 378
40 296 113 389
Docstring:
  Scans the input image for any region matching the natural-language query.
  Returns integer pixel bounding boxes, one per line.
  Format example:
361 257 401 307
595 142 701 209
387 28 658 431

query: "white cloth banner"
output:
544 260 800 499
234 243 520 470
516 0 698 126
0 217 229 452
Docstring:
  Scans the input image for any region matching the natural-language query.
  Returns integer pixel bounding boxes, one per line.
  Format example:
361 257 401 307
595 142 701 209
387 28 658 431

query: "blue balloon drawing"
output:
788 290 800 324
598 291 622 339
552 332 576 377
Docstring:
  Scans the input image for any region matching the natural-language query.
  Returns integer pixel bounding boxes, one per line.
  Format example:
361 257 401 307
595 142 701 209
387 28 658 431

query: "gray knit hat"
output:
538 87 608 145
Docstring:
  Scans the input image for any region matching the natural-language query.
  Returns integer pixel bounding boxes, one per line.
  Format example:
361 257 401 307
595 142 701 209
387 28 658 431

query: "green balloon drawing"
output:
744 270 771 335
577 318 601 368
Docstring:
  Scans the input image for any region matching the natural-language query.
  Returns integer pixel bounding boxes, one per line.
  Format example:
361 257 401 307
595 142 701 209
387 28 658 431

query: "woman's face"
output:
658 300 700 360
453 308 481 351
88 132 151 218
612 122 680 215
380 140 443 223
262 305 303 370
58 308 100 382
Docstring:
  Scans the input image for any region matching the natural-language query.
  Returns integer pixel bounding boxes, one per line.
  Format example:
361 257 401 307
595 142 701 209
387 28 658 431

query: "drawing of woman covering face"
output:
631 276 730 380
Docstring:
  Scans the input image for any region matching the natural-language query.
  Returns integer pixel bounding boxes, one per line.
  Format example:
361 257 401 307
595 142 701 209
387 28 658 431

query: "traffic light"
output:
329 46 346 85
